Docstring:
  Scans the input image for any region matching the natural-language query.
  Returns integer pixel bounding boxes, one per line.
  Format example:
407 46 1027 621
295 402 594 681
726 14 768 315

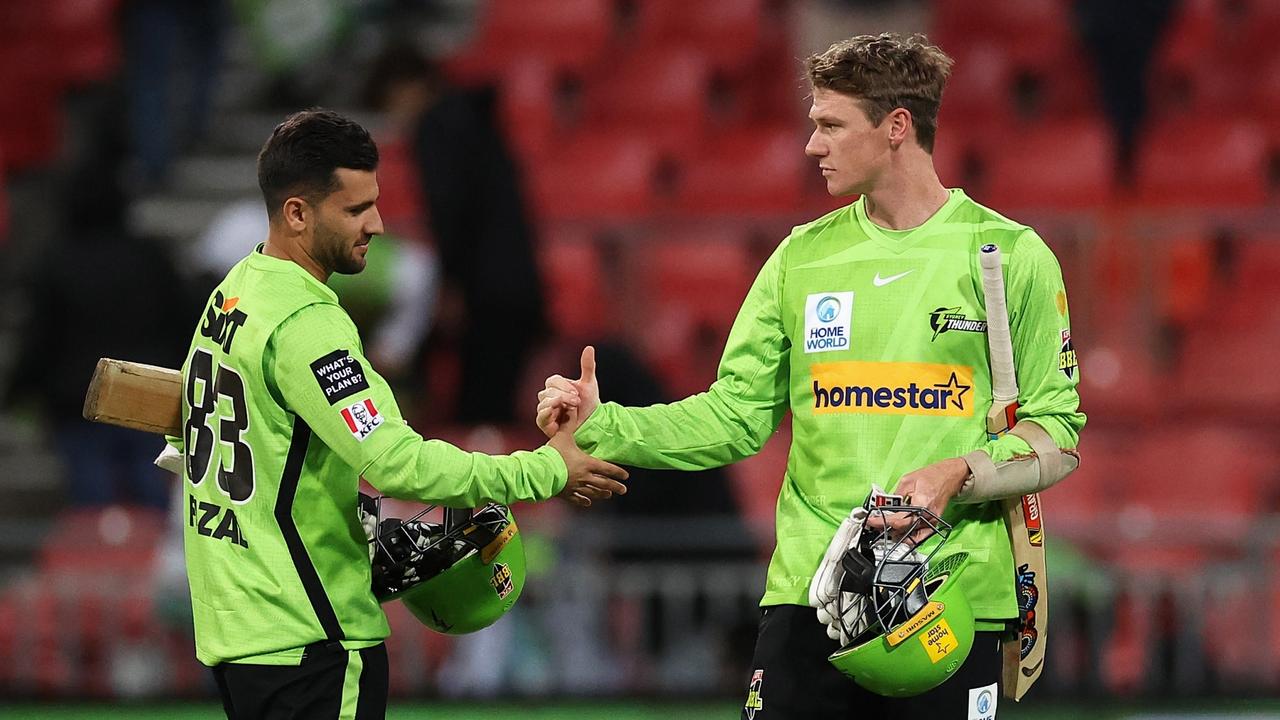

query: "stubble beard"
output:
317 223 366 276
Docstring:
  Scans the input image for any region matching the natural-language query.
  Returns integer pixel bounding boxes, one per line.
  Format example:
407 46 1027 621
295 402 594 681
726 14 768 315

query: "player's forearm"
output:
575 384 784 470
363 437 567 506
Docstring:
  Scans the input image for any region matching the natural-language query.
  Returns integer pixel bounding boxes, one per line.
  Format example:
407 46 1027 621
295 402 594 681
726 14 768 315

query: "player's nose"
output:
366 206 385 236
804 130 825 158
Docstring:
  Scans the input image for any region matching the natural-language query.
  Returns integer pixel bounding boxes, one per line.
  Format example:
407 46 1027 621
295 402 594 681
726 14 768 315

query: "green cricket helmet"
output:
826 499 976 697
364 497 525 635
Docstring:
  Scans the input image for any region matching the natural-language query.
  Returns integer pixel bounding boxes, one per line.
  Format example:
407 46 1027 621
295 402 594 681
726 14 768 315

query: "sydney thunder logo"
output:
929 306 987 341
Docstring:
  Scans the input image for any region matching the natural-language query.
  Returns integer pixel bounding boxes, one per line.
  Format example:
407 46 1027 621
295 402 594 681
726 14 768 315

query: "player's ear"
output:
886 108 912 149
282 197 308 232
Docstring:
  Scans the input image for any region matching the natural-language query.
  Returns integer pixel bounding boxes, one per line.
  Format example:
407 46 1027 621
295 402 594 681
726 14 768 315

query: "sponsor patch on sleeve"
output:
340 399 383 442
1058 329 1078 380
310 349 370 405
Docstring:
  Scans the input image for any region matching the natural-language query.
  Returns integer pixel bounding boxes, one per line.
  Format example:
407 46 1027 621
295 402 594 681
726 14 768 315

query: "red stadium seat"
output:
1152 0 1280 116
581 48 712 157
674 126 807 215
38 506 166 578
446 0 613 82
1134 116 1268 206
498 61 561 162
0 43 64 170
1121 426 1276 520
532 132 660 220
984 117 1115 209
48 0 121 84
629 0 767 73
936 44 1016 123
630 228 758 395
539 227 608 339
637 228 756 330
931 0 1075 67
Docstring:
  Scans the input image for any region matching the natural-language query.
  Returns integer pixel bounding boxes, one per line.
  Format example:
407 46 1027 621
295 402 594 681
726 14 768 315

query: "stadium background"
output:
1 0 1278 717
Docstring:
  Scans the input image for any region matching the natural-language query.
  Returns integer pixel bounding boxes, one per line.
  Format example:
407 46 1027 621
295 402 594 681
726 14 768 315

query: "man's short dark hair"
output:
257 109 379 219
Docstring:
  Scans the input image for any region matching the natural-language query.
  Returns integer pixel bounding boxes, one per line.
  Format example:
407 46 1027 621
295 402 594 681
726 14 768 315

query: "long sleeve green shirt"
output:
576 190 1085 621
171 247 566 666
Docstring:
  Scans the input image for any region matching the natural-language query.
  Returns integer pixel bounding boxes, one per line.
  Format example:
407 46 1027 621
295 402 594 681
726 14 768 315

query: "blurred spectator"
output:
4 100 191 508
366 44 549 424
122 0 228 189
236 0 358 108
1073 0 1178 180
191 198 440 391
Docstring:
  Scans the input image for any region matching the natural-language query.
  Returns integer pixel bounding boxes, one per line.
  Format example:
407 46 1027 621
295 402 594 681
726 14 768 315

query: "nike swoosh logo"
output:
1021 657 1045 677
872 270 913 287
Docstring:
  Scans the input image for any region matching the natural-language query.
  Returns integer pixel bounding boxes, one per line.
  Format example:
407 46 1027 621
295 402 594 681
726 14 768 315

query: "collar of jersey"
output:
248 244 340 303
854 187 967 254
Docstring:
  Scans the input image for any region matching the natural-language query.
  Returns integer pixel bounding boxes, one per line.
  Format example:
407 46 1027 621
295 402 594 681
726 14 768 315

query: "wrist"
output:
944 456 971 495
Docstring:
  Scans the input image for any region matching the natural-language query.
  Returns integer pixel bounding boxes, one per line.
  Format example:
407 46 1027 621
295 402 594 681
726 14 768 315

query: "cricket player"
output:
172 109 628 719
537 34 1084 718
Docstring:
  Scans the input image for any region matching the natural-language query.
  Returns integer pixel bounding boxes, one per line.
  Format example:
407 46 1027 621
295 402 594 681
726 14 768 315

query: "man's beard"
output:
316 223 366 275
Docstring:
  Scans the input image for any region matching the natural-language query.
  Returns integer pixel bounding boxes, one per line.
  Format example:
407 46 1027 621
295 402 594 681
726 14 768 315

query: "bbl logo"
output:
1059 329 1078 379
490 562 514 599
928 306 987 341
744 669 764 719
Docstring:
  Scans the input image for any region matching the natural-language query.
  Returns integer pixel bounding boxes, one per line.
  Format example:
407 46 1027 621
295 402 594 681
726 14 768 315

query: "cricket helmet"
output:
826 500 976 697
365 496 525 635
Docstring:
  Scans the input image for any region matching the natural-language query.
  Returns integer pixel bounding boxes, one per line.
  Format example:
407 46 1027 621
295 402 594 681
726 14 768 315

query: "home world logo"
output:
804 291 853 354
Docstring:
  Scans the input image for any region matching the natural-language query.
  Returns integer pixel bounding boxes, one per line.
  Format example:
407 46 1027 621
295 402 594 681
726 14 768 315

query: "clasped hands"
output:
537 346 623 507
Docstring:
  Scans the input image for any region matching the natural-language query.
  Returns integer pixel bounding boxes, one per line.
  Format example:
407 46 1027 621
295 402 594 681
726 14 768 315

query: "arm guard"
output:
955 421 1080 503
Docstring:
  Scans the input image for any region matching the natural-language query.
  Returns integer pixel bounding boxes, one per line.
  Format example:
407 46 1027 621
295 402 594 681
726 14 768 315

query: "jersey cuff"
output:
532 444 570 495
573 402 614 451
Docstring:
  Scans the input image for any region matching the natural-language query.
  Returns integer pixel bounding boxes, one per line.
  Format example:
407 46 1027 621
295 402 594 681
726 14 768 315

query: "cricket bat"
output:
979 244 1048 701
83 358 182 436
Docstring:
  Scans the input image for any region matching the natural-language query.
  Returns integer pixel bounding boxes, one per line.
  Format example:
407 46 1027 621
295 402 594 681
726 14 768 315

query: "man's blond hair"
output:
806 33 954 153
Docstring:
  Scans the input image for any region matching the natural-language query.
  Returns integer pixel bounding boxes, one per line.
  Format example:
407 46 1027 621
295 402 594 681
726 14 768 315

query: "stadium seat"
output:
498 60 561 162
1134 116 1268 206
1173 310 1280 417
935 44 1016 123
931 0 1075 68
0 46 63 171
628 0 766 73
627 228 757 396
636 228 756 330
581 48 712 157
539 227 608 339
446 0 613 82
531 131 660 221
48 0 121 85
1121 426 1276 521
38 506 166 579
674 125 807 215
984 117 1114 208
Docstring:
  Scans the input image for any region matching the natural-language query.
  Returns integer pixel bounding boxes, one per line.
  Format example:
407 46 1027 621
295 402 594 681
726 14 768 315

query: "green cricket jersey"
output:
576 189 1085 621
172 246 567 666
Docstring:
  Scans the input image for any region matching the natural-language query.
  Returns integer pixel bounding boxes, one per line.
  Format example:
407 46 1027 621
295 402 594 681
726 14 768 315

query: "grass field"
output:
3 700 1280 719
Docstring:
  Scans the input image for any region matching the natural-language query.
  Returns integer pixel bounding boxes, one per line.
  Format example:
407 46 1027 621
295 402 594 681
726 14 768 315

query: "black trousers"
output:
212 642 388 720
742 605 1004 719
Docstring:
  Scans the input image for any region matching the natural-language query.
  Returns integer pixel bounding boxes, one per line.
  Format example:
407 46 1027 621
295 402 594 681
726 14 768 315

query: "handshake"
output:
535 345 625 509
